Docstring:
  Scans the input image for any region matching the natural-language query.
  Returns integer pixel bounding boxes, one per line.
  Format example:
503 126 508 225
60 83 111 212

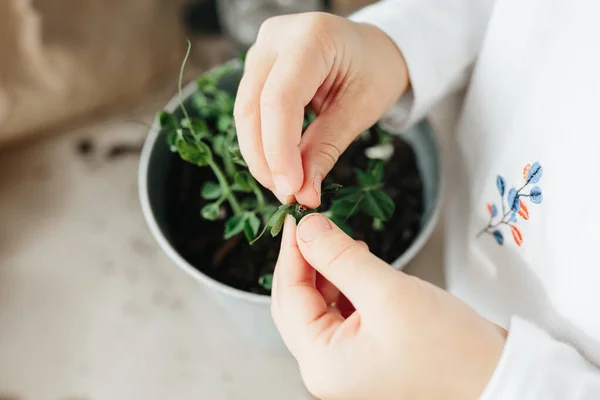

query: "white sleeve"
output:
349 0 498 129
480 317 600 399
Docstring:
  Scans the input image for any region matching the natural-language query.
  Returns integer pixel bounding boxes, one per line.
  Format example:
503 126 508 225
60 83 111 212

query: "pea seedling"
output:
158 41 397 290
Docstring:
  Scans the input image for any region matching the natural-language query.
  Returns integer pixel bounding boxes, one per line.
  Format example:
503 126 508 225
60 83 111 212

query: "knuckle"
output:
260 88 288 112
302 13 336 57
302 12 333 36
315 141 341 170
244 44 258 65
257 15 285 40
262 147 286 168
233 98 252 120
324 240 360 271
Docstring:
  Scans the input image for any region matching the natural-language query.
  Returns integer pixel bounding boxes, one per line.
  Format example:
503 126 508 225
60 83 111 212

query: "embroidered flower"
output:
477 162 544 246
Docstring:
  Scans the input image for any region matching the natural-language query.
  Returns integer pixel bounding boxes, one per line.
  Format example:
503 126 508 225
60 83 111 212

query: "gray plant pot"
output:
138 61 442 352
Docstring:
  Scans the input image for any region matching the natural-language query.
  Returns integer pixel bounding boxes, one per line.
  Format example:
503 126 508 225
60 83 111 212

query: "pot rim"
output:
138 62 443 306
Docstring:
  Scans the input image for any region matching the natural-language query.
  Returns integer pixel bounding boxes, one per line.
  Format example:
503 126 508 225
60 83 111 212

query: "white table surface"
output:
0 88 462 400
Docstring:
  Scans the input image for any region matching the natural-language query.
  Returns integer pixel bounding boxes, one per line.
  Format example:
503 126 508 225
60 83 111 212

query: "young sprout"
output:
157 41 398 290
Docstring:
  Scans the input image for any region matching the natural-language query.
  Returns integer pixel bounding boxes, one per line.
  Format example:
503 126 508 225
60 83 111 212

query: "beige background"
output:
0 0 187 148
0 0 379 150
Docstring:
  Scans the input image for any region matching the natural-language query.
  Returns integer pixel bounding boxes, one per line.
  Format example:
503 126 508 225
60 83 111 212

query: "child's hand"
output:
273 214 507 400
234 12 409 207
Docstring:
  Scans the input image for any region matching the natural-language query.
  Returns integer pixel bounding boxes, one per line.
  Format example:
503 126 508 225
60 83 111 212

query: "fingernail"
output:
313 174 322 202
298 214 332 243
273 174 293 197
273 191 294 205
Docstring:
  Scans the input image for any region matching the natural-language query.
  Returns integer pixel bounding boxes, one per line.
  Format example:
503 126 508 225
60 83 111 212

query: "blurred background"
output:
0 1 451 399
0 0 378 149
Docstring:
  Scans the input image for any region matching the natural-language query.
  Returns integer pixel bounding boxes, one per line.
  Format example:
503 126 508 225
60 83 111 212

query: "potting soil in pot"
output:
164 126 424 295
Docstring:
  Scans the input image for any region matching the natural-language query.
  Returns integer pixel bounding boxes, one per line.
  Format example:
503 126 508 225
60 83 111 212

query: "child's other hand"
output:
234 13 409 207
273 214 507 400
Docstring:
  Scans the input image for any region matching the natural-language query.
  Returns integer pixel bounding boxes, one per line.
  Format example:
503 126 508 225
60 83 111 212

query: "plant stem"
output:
208 160 242 215
344 194 365 222
178 40 195 133
253 185 265 210
223 151 236 177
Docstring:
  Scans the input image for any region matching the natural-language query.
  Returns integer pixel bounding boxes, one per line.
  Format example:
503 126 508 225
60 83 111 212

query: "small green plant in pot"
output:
156 42 424 295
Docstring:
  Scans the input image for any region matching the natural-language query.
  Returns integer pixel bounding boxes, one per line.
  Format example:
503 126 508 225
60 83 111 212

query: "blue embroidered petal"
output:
510 212 518 222
530 186 543 204
493 230 504 245
528 162 543 184
496 176 506 196
491 203 498 217
508 188 521 212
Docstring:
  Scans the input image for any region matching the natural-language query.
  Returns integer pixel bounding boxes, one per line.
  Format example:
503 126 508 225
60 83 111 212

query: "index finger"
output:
260 49 328 199
234 45 276 191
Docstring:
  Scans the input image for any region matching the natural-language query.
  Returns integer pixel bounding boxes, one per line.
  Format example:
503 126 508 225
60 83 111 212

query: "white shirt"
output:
351 0 600 398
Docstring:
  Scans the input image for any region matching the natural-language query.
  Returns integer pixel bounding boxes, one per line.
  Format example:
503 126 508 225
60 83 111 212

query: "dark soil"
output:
164 128 424 295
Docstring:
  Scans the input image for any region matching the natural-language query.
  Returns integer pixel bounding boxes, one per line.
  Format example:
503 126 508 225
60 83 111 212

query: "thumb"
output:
296 213 396 310
295 106 370 208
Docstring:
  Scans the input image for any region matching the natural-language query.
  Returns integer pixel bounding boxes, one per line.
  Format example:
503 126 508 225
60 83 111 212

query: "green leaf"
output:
250 207 285 246
270 210 287 237
209 64 234 81
249 206 290 245
259 205 278 221
230 147 248 167
201 182 222 200
303 109 317 130
371 160 384 182
240 197 258 209
231 184 244 192
258 273 273 291
234 171 254 192
158 111 179 130
215 92 235 115
246 213 261 237
176 138 212 166
217 114 233 132
196 75 218 91
375 123 394 144
242 213 261 242
233 158 248 168
356 170 373 187
181 118 210 138
166 131 178 151
335 187 363 202
362 190 395 221
330 216 354 237
224 214 248 239
212 136 226 157
191 92 209 110
201 203 221 221
330 199 361 217
356 161 385 187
